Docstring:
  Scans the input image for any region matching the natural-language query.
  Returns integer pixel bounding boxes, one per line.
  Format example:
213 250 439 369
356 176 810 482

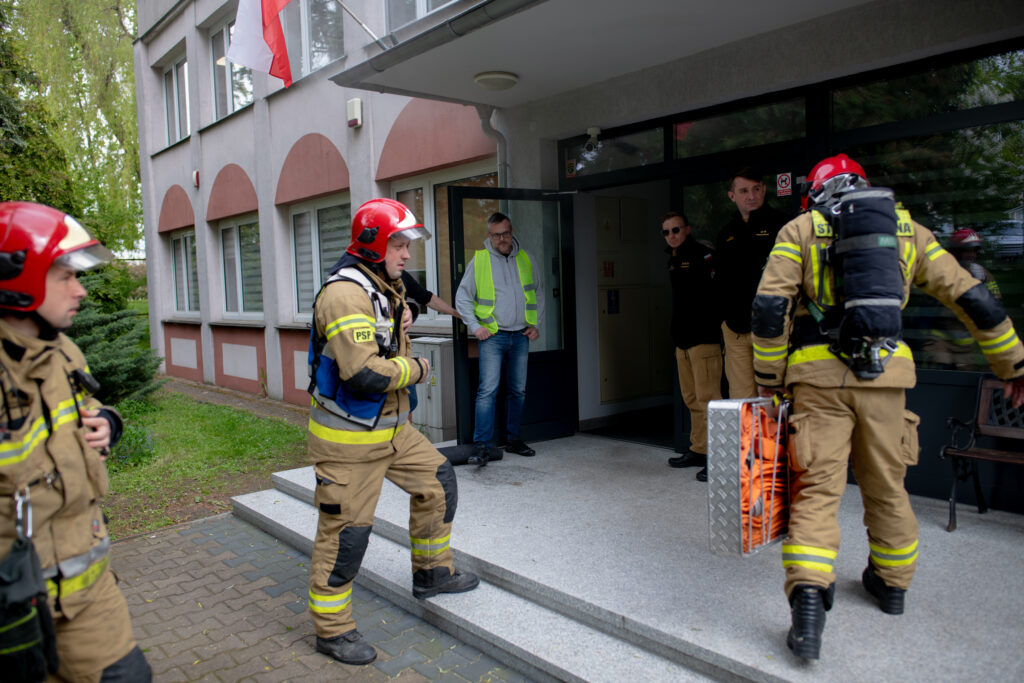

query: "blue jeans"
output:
474 330 529 446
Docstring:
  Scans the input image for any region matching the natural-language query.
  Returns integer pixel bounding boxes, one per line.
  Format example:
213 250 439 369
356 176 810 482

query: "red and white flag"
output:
226 0 294 87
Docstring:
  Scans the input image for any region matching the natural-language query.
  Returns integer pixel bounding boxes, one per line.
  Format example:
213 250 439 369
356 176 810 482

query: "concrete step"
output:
232 487 714 683
269 467 760 680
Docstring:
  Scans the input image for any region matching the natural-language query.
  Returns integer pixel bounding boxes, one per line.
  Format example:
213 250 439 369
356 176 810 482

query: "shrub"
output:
68 266 163 404
105 398 157 472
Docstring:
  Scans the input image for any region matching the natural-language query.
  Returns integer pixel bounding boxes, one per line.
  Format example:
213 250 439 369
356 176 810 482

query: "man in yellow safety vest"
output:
455 213 544 466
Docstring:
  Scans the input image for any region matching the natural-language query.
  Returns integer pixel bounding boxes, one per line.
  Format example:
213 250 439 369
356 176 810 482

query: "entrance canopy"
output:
330 0 876 107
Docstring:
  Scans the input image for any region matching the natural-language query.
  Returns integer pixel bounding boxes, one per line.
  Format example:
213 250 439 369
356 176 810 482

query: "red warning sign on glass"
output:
777 173 792 197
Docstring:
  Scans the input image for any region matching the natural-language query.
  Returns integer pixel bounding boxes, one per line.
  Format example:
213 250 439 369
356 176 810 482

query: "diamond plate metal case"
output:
707 398 786 557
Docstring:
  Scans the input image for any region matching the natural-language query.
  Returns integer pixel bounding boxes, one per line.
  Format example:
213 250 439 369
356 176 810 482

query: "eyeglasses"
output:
661 227 683 236
489 230 513 240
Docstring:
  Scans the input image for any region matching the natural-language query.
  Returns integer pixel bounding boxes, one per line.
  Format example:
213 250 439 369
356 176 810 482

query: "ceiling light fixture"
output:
473 71 519 91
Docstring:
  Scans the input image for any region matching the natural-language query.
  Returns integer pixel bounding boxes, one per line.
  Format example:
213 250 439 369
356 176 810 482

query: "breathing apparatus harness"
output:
804 187 905 379
307 264 404 428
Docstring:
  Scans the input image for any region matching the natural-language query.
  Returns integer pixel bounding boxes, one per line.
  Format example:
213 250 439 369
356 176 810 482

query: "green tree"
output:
68 266 163 404
11 0 140 251
0 1 79 211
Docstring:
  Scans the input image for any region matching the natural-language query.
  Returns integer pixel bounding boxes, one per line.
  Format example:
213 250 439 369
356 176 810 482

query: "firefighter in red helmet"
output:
923 228 1003 369
307 198 478 666
751 157 1024 659
0 202 151 681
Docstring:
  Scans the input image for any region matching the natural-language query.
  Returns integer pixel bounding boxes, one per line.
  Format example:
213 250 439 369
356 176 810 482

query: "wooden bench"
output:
940 377 1024 531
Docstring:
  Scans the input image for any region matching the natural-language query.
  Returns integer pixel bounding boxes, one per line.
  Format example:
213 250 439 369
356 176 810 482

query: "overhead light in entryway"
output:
473 71 519 91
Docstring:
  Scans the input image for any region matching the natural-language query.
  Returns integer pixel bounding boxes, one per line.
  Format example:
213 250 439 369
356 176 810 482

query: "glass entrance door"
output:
448 186 576 444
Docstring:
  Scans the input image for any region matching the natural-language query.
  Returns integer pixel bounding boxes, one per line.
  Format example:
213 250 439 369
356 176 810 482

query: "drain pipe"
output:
476 105 508 187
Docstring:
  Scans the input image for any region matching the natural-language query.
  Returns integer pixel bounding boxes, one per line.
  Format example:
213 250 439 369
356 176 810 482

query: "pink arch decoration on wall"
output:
207 163 259 221
275 133 350 205
157 185 195 233
377 100 495 182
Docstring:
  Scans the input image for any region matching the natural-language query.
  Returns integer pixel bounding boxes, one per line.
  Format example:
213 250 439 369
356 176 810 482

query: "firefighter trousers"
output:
308 426 456 637
721 322 757 399
674 344 723 454
783 384 920 598
50 568 142 682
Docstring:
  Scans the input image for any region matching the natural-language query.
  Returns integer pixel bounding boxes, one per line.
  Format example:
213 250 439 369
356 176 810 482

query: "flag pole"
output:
332 0 396 50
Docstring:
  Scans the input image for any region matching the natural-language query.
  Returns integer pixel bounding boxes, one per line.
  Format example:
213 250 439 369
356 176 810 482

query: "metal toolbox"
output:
707 398 790 557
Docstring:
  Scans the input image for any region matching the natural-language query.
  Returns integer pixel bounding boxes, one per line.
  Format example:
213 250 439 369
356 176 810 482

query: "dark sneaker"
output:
668 450 706 468
786 585 827 660
503 439 535 457
467 444 488 467
862 564 906 615
413 569 480 599
695 467 708 482
316 630 377 665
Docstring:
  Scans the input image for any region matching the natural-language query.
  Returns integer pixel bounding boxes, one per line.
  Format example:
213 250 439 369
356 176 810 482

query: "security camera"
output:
583 127 600 153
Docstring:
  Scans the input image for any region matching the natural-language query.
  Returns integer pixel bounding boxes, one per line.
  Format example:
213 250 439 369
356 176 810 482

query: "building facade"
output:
136 0 497 405
137 1 1024 510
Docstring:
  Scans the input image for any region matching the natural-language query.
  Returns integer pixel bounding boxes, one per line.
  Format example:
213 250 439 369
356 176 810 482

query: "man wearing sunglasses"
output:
661 212 723 482
456 213 544 466
715 167 790 399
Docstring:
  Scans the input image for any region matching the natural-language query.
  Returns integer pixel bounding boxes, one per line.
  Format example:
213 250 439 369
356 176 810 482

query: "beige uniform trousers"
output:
49 569 136 682
721 322 757 399
784 384 920 597
309 426 454 637
674 344 723 454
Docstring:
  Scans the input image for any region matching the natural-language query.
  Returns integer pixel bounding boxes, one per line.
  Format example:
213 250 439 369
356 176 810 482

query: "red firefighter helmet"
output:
346 198 431 263
801 153 870 210
950 228 983 249
0 202 112 311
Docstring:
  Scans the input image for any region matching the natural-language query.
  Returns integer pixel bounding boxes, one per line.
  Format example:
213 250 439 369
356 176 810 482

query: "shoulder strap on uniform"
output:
308 266 392 395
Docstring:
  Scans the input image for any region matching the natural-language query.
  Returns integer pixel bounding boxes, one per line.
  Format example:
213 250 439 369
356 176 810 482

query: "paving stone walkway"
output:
113 513 532 683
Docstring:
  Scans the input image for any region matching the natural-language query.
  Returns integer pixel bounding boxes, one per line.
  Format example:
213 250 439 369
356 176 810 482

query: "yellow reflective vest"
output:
472 249 538 334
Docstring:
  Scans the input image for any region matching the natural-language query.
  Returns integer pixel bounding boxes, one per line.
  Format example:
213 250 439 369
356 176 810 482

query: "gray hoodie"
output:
455 236 544 334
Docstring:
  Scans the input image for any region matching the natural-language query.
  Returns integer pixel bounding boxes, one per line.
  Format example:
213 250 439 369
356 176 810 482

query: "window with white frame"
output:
291 197 351 315
221 218 263 314
163 55 190 145
386 0 458 31
170 229 200 312
211 21 253 119
392 160 498 312
281 0 344 80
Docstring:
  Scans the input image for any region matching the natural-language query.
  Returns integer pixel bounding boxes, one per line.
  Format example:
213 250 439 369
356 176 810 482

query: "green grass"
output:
104 390 307 539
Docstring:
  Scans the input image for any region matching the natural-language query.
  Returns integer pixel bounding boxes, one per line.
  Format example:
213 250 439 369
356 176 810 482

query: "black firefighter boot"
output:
412 566 480 599
316 630 377 665
862 563 906 615
786 583 834 660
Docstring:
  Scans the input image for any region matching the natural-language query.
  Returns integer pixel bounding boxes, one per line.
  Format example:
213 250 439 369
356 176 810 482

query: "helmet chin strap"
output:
364 260 400 283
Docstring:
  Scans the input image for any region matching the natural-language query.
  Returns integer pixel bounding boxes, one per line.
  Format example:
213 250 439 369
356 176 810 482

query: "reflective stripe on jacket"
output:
307 263 425 457
751 209 1024 389
0 319 117 619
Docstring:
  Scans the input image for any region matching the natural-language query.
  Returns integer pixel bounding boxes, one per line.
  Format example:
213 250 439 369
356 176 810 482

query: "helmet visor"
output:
56 243 113 272
55 215 112 272
394 226 432 242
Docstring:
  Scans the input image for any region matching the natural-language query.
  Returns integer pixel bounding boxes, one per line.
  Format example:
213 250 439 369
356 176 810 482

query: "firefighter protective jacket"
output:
716 205 789 334
751 210 1024 389
307 262 427 460
0 319 120 619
